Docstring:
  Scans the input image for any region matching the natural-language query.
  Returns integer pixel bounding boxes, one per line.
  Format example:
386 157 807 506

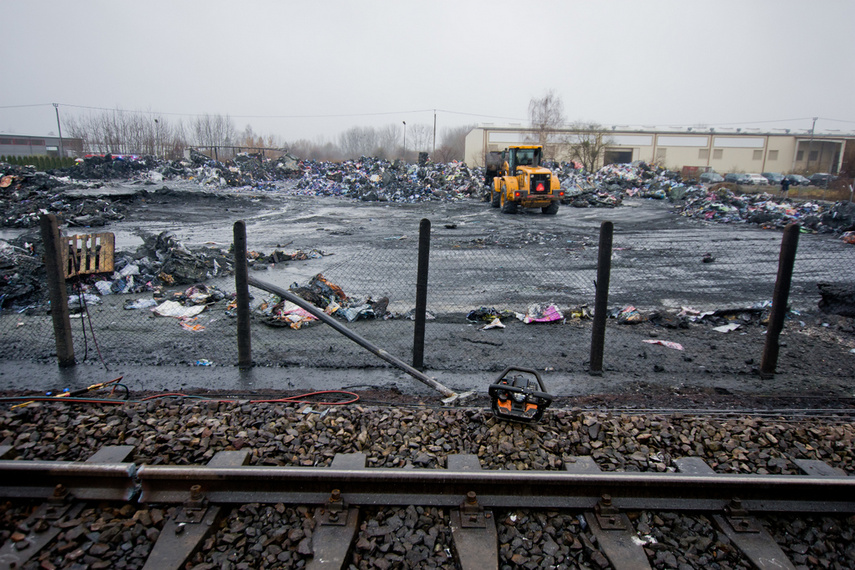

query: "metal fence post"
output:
412 218 431 370
234 221 252 369
760 223 800 378
39 214 75 367
589 221 614 376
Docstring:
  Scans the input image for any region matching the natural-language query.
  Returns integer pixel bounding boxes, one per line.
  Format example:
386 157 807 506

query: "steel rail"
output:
0 460 137 501
135 465 855 512
0 457 851 513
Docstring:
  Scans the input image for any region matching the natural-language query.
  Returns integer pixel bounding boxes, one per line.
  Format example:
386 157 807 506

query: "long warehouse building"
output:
464 125 855 176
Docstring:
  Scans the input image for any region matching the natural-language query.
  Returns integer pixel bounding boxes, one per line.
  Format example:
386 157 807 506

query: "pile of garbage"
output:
290 157 484 203
551 161 695 208
4 153 852 237
677 187 855 235
0 235 45 311
0 163 127 228
255 274 390 329
162 150 302 189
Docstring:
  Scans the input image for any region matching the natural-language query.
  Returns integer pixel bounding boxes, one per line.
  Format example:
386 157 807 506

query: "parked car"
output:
745 173 769 185
762 172 783 185
699 172 724 184
808 173 837 187
724 173 751 185
784 174 811 186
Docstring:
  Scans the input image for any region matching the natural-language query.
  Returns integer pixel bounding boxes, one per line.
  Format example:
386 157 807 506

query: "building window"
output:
768 150 779 161
753 150 762 160
699 149 709 159
797 151 804 161
713 149 723 160
13 139 29 145
0 139 11 145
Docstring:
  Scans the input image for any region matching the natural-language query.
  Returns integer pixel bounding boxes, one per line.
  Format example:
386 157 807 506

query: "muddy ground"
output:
1 182 853 408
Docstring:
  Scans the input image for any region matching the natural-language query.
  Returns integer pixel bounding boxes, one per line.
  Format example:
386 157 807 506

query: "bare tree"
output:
377 124 401 157
565 121 613 172
434 124 473 162
339 126 380 159
191 114 237 153
528 90 565 160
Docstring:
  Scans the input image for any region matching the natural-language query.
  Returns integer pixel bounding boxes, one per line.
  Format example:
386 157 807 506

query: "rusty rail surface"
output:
0 452 851 512
0 447 850 570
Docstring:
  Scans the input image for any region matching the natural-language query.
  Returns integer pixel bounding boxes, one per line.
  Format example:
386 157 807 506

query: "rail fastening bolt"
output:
190 485 202 501
466 491 477 505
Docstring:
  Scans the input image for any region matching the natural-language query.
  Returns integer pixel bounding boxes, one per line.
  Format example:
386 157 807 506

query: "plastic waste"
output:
152 300 206 318
523 304 563 324
67 293 101 308
123 298 158 310
642 339 684 350
617 306 645 324
94 281 113 295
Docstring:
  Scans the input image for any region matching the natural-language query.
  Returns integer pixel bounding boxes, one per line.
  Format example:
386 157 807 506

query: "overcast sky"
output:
3 0 854 145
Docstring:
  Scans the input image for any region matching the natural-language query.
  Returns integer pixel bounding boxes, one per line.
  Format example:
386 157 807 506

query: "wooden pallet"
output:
62 232 115 278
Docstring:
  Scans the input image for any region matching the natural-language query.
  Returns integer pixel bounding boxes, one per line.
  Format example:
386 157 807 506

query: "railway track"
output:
0 445 851 569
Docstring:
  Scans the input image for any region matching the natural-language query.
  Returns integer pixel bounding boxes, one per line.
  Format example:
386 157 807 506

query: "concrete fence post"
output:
760 223 800 378
234 221 252 369
39 214 75 367
589 221 614 376
412 218 431 370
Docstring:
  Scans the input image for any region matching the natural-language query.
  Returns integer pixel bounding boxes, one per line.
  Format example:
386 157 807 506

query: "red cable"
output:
139 390 360 406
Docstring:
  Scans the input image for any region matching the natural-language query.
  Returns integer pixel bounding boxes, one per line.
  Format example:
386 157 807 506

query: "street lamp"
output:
806 116 818 174
402 121 407 161
52 103 63 159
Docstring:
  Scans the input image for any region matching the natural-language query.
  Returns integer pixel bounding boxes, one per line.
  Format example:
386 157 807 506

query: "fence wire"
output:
1 221 853 370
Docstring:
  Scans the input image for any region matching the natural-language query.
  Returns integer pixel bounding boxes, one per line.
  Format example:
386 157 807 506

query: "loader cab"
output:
507 146 542 172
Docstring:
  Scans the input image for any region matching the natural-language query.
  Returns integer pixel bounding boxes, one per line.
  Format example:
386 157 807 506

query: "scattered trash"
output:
567 305 592 319
614 305 645 324
713 323 742 333
152 300 206 319
642 339 684 350
67 293 101 309
523 304 563 324
466 307 515 323
256 274 390 328
194 359 213 366
123 298 158 310
481 318 505 330
180 318 205 332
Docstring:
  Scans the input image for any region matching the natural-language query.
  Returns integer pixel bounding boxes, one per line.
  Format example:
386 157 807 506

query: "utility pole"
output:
402 121 407 161
432 109 436 154
53 103 64 159
806 116 818 174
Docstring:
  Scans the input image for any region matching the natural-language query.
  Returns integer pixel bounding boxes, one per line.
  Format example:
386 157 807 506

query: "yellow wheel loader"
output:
486 145 563 215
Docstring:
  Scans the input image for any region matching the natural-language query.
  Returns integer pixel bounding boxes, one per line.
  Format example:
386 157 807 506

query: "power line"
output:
0 103 53 109
4 102 853 131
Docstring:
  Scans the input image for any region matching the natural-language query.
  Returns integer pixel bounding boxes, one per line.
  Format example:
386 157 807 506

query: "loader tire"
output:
542 201 559 215
491 188 500 208
500 190 518 214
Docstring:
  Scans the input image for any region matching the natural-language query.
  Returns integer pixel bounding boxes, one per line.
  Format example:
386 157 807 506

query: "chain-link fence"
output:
1 218 853 371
